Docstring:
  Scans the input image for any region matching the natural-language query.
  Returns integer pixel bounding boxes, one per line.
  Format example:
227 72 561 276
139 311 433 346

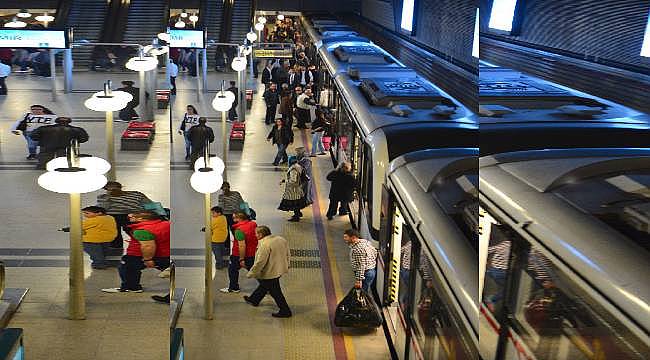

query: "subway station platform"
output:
0 70 390 359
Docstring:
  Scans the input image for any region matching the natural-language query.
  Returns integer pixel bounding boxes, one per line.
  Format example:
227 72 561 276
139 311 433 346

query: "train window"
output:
641 9 650 57
400 0 417 33
411 251 478 359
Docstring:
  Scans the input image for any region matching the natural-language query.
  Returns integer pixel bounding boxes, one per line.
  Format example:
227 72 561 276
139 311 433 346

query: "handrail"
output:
0 261 5 300
169 261 175 301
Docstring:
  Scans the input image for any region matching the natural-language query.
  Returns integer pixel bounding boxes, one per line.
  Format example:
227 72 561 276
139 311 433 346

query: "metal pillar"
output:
68 193 85 320
63 49 73 93
139 70 146 118
204 192 213 320
248 51 257 94
165 52 171 90
50 50 57 101
105 111 116 181
195 50 201 102
202 49 208 93
148 68 156 120
236 71 245 122
222 111 228 182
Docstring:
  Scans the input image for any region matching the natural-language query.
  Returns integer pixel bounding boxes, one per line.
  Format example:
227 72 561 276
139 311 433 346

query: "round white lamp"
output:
258 16 267 24
157 32 171 42
246 30 258 42
194 156 225 174
35 13 55 22
189 14 199 22
254 22 264 31
38 170 107 194
16 9 31 18
125 56 158 71
84 90 132 111
180 9 188 18
5 18 27 28
46 156 111 175
190 171 223 194
211 91 235 112
144 44 169 56
231 56 247 72
277 14 285 21
242 46 252 56
174 20 186 28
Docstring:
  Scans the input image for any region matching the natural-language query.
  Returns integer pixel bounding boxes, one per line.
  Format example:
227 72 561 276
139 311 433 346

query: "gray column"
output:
139 70 147 118
202 49 208 93
63 49 73 93
195 50 201 102
50 50 57 101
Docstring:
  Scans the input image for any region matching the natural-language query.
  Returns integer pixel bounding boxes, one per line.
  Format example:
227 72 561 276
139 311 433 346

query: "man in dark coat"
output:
326 161 357 220
187 117 215 168
263 83 280 125
226 80 239 121
266 118 293 166
117 80 140 122
29 117 89 169
261 61 273 88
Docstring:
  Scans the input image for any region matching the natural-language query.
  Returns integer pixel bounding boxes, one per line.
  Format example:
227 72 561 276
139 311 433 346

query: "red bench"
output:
121 130 152 150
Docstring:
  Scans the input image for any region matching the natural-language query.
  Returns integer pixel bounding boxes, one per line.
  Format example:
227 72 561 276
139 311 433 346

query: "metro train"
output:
300 14 479 359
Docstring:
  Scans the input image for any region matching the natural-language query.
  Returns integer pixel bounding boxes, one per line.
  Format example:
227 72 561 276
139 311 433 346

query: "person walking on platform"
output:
29 117 89 170
244 226 292 318
326 162 356 220
278 156 309 222
187 117 215 169
102 211 171 293
217 181 245 236
10 105 57 160
296 88 316 129
263 83 280 125
207 206 229 269
81 206 117 269
97 181 153 249
220 211 258 293
116 80 141 122
0 60 10 95
267 118 293 166
226 80 239 121
310 111 329 156
168 58 178 95
261 60 273 88
279 83 294 127
178 105 200 160
343 229 378 293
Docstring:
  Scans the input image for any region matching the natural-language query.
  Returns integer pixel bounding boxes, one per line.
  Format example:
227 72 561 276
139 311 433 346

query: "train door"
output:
379 187 415 359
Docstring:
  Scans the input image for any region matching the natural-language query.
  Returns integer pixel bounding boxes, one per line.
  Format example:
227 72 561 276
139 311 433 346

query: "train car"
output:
479 64 650 155
381 148 478 360
479 148 650 359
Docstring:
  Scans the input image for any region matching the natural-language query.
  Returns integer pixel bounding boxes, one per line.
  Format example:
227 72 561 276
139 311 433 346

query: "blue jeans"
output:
273 143 288 165
183 131 192 158
227 255 254 291
211 242 227 269
118 255 171 291
83 242 110 268
24 130 38 156
486 267 507 304
311 131 324 154
362 268 376 293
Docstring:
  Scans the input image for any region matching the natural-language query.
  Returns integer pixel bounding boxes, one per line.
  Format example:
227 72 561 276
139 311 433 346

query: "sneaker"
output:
271 312 292 318
219 287 240 293
327 216 333 221
243 295 259 307
101 287 143 293
318 152 327 155
309 154 317 157
158 267 171 278
152 294 171 304
26 154 37 160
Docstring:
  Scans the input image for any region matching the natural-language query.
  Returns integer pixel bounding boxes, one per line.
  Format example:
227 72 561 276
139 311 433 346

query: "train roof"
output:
480 148 650 337
318 39 405 76
479 67 650 155
388 148 479 339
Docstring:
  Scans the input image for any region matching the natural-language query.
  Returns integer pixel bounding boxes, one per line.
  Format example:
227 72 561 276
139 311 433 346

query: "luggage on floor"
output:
334 287 382 328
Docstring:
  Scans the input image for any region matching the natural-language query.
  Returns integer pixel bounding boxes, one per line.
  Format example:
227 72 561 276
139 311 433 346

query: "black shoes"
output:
26 154 37 160
288 217 300 222
243 295 259 307
271 312 292 318
152 294 170 304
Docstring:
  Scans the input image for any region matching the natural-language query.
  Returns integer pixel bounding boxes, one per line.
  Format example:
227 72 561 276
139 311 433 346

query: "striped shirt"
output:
349 239 378 281
217 191 244 215
488 241 511 270
400 241 435 280
96 191 151 215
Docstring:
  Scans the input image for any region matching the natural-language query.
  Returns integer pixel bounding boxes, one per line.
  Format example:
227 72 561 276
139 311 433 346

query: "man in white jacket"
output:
0 60 10 95
244 226 292 318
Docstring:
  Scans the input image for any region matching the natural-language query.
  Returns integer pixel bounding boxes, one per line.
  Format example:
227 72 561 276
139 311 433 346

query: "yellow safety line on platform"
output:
304 130 357 360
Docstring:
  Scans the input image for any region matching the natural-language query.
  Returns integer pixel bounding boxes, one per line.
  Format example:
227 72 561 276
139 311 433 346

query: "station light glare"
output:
190 171 223 194
16 9 32 18
194 156 225 174
254 22 264 31
258 16 267 24
38 170 107 194
46 157 111 175
212 91 235 112
488 0 518 32
174 20 186 28
400 0 415 32
189 14 199 22
4 18 27 28
231 56 247 72
247 30 258 42
180 9 188 18
277 14 285 21
641 10 650 57
125 56 158 72
472 8 479 58
35 13 55 22
157 32 171 42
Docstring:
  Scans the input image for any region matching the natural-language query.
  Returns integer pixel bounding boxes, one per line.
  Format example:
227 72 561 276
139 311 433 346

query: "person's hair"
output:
130 211 160 221
256 226 272 238
344 229 360 238
234 211 249 220
229 80 236 86
104 181 122 189
82 206 107 214
121 80 134 86
31 105 54 114
55 117 72 124
186 105 198 115
210 206 224 214
198 117 207 124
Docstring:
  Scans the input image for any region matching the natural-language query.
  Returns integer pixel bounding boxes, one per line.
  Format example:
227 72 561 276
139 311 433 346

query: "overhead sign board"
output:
253 48 293 58
168 30 205 48
0 29 67 48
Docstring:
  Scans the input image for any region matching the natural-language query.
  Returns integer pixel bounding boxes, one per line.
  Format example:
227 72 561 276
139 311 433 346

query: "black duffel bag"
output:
334 287 382 328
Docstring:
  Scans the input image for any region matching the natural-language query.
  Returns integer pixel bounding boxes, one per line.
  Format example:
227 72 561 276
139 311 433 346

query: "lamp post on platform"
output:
212 81 235 182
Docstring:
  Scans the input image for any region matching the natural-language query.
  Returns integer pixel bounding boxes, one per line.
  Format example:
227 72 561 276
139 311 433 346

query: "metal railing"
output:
0 261 5 300
169 261 176 301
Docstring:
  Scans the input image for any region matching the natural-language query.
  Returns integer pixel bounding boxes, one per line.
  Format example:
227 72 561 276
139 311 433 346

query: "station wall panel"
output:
257 0 361 12
480 0 650 72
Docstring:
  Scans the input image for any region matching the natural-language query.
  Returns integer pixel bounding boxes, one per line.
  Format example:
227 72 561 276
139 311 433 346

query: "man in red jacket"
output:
220 212 257 293
102 211 171 293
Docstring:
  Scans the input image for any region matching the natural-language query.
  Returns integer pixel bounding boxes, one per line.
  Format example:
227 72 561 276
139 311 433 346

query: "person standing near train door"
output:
10 104 57 160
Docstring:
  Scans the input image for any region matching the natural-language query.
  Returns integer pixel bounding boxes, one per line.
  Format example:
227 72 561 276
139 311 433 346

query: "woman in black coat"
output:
326 161 356 220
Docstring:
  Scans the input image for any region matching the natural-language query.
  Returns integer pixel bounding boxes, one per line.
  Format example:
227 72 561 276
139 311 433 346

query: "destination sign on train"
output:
253 49 294 58
0 29 67 48
168 30 204 48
